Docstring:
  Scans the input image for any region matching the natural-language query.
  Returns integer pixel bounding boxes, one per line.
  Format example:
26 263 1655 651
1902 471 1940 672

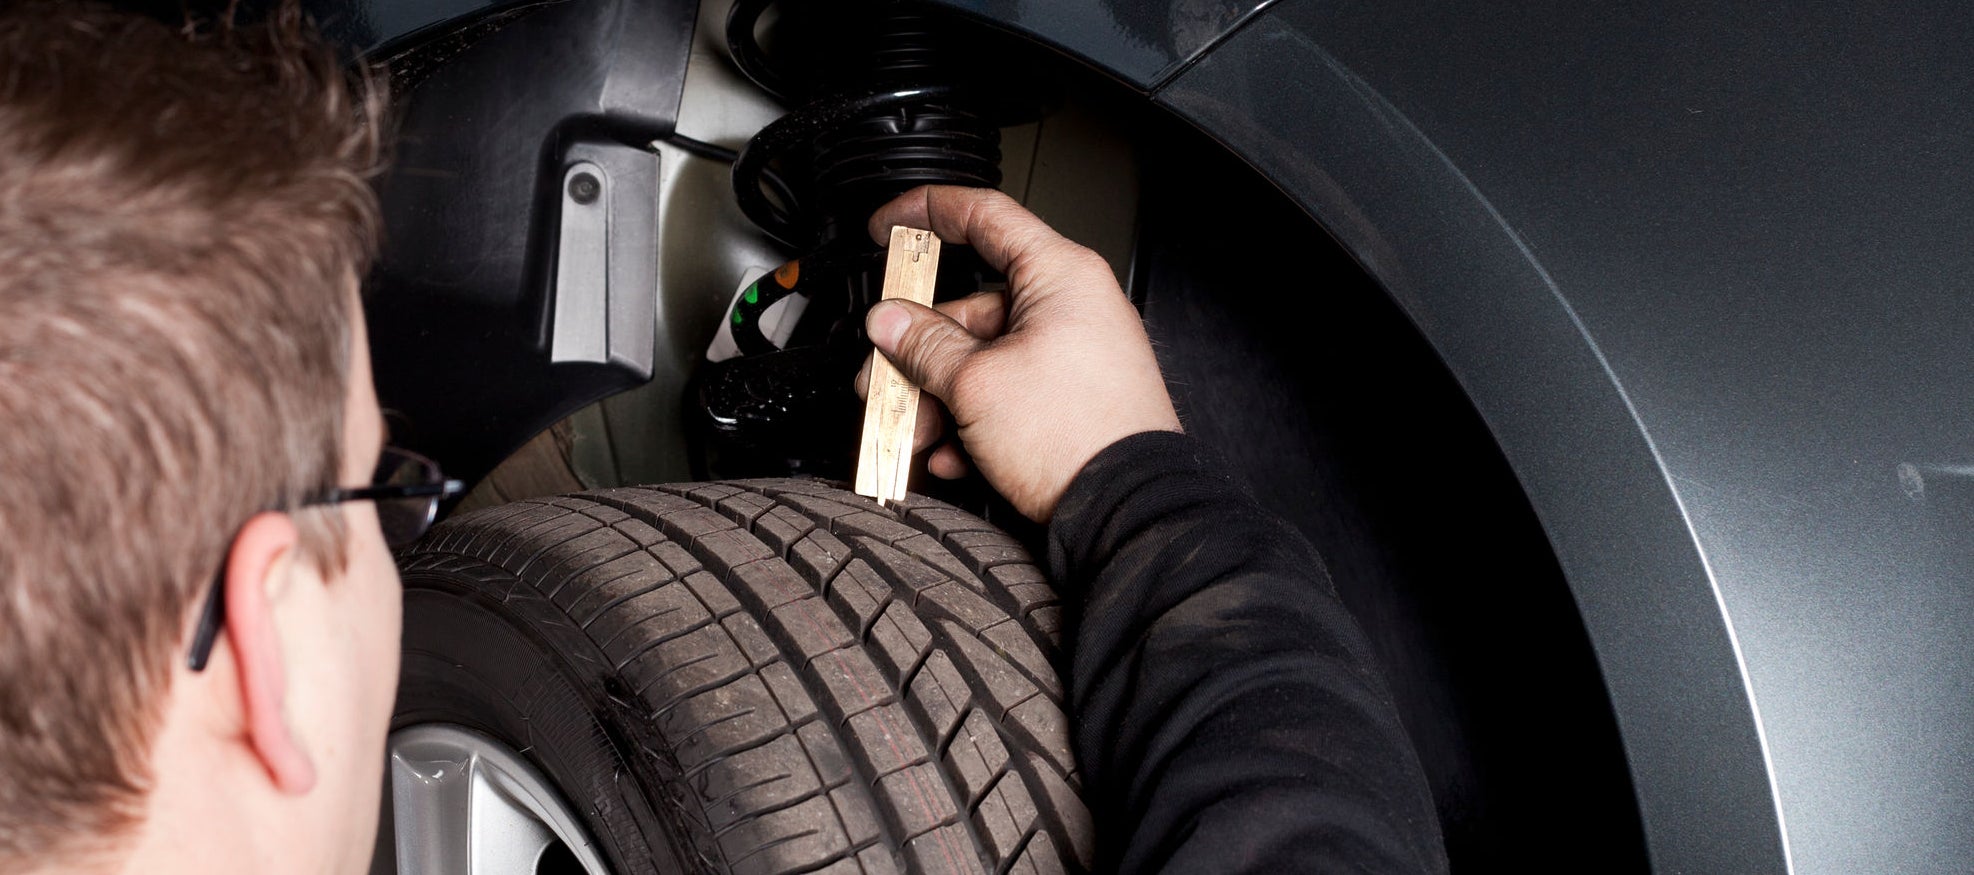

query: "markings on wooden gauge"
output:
856 225 941 506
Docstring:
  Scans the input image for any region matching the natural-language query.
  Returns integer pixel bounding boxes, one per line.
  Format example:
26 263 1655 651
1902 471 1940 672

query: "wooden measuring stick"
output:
855 225 941 505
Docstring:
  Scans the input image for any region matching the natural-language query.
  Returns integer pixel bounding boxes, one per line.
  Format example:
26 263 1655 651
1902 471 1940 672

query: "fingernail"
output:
868 301 909 353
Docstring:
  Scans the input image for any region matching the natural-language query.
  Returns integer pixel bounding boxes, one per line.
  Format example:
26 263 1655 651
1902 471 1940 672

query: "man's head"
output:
0 2 396 870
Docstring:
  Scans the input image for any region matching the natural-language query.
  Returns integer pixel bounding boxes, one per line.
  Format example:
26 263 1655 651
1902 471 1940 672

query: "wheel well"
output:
1130 112 1650 870
438 9 1655 865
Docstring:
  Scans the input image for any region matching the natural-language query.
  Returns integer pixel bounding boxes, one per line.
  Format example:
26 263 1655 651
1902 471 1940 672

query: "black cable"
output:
661 131 802 237
661 131 739 163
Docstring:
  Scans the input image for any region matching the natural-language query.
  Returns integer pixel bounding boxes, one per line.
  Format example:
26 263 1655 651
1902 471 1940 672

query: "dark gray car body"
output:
338 1 1974 871
1098 2 1968 871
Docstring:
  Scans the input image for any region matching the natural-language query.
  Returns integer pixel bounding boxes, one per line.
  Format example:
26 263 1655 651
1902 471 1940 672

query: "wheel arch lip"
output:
915 0 1287 92
1144 30 1788 873
1128 0 1974 871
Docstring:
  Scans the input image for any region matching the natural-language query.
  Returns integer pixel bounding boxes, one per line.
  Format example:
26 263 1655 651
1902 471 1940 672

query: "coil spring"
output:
726 1 1003 248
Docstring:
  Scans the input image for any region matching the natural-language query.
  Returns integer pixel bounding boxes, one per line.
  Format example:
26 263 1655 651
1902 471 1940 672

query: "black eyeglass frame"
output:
184 448 463 672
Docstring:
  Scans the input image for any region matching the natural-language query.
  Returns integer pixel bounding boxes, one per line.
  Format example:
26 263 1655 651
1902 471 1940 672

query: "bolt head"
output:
568 172 602 205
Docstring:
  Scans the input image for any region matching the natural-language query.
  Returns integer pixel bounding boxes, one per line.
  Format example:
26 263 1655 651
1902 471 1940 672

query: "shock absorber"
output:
693 0 1033 479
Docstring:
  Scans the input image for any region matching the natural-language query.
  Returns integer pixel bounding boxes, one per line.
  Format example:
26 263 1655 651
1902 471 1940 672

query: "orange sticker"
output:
773 260 800 288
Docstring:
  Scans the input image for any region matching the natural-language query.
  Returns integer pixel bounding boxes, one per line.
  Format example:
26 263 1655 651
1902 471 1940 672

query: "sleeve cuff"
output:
1045 429 1242 588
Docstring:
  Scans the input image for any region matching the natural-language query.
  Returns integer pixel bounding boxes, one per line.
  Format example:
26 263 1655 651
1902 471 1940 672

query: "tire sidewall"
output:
394 559 707 875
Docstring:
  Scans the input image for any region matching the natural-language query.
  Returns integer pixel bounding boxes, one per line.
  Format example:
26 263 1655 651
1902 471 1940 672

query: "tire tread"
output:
401 479 1088 875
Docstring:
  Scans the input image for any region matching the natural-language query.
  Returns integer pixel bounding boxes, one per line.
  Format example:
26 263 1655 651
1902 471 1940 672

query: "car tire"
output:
389 479 1092 875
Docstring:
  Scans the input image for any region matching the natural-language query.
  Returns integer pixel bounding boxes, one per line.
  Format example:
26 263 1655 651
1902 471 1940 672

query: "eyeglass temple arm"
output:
186 570 225 671
315 479 465 504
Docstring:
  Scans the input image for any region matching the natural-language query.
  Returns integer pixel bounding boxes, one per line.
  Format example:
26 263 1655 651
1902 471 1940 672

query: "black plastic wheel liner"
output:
355 0 696 488
1130 118 1649 870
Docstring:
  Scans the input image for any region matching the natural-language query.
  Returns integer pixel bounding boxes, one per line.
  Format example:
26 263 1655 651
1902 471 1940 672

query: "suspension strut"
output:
693 0 1036 480
726 0 1006 249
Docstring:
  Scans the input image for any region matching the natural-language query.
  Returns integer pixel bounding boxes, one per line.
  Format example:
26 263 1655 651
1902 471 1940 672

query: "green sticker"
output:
743 285 759 305
731 310 744 325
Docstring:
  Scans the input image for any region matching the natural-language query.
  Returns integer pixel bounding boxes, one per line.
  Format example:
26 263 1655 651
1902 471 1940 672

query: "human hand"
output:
856 185 1180 522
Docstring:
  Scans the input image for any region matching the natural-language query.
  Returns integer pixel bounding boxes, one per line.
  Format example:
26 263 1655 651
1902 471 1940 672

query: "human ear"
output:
222 511 319 795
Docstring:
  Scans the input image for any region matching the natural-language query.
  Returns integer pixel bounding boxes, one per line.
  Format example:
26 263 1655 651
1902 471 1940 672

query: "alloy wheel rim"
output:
387 723 612 875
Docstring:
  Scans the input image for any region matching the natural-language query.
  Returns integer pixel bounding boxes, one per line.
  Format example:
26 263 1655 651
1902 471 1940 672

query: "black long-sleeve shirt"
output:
1047 431 1447 874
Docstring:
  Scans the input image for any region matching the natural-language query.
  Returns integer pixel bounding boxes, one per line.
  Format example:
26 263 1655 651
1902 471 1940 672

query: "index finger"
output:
868 185 1076 280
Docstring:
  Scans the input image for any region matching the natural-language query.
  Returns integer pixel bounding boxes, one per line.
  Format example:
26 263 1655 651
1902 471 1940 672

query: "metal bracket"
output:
551 161 611 365
549 145 659 378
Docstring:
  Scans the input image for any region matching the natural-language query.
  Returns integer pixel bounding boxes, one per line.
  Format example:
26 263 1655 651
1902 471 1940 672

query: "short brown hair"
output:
0 1 383 861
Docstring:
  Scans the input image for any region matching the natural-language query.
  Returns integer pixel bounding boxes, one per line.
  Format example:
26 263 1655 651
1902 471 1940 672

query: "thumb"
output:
867 299 981 400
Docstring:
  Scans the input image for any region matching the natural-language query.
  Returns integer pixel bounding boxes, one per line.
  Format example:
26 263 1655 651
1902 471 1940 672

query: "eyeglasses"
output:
185 446 464 671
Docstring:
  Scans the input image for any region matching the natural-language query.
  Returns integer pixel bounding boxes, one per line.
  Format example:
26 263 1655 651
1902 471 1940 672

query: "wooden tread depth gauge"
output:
856 225 941 506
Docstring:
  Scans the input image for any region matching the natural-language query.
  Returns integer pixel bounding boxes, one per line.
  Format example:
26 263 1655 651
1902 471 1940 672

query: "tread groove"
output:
772 848 866 875
934 711 976 771
707 771 791 808
678 722 803 780
996 690 1041 724
710 785 830 839
630 645 724 689
968 771 1011 818
535 545 642 599
815 552 854 602
994 828 1042 875
573 572 670 630
858 595 895 643
474 503 571 566
507 518 609 576
896 646 937 708
675 706 759 745
643 664 755 715
598 607 703 664
729 828 823 866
